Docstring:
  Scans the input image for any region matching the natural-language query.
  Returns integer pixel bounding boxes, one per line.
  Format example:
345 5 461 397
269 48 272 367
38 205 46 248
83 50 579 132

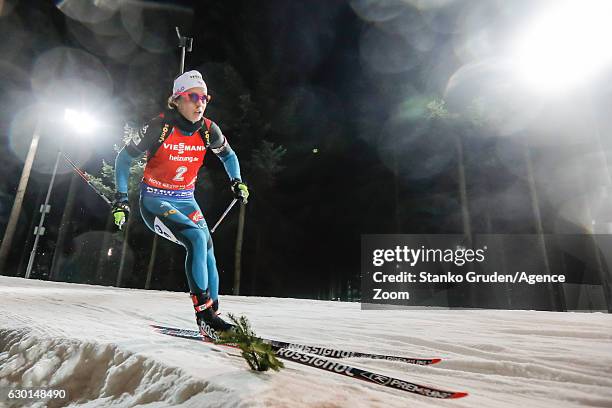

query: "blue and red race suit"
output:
115 109 241 300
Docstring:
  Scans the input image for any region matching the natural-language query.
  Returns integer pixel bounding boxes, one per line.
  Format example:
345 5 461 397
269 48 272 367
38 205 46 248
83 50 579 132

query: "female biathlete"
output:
112 70 249 339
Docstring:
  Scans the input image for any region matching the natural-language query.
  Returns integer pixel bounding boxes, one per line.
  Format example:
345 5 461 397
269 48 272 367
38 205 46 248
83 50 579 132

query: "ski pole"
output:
210 198 238 234
61 153 112 207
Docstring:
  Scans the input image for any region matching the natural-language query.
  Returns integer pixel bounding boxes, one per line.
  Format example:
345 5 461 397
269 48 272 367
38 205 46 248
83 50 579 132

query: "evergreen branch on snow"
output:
217 314 284 372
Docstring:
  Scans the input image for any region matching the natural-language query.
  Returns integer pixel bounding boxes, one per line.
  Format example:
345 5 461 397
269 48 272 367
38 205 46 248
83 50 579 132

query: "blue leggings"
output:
139 195 219 299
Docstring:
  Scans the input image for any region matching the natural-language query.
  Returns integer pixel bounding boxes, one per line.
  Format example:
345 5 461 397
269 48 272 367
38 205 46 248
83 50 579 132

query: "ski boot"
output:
191 293 234 341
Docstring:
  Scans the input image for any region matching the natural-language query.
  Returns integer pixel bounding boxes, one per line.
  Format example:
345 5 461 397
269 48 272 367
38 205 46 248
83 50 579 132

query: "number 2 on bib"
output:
173 166 188 181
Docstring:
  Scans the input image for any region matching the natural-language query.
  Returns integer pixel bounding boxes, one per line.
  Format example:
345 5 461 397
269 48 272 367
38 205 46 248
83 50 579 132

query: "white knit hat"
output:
172 70 207 96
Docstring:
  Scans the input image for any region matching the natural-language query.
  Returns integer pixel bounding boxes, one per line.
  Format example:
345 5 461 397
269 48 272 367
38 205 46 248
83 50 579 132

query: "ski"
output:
151 324 440 366
152 324 467 399
273 348 467 399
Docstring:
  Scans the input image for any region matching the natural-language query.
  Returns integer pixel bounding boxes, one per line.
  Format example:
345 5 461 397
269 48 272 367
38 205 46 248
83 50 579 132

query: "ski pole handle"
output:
210 198 238 234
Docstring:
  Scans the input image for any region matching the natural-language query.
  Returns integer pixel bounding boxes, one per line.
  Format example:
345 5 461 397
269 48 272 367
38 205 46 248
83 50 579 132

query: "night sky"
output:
1 0 611 305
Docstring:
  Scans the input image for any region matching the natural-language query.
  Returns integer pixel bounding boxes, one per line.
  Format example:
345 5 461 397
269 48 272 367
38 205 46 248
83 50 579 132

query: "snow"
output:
1 276 611 408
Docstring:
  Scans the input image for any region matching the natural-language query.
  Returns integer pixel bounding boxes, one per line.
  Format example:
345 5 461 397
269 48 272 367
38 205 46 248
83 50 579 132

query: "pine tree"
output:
87 123 146 201
216 314 284 372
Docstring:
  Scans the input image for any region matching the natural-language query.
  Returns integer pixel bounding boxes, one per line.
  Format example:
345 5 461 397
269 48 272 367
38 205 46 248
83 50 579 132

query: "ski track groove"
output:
501 328 612 340
347 330 604 375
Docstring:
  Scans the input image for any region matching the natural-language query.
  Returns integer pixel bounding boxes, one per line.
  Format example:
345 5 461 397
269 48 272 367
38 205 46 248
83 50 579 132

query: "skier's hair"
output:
167 95 179 110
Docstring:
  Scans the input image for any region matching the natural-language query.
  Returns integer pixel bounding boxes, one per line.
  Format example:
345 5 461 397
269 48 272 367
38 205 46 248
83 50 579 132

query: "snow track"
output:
1 276 611 407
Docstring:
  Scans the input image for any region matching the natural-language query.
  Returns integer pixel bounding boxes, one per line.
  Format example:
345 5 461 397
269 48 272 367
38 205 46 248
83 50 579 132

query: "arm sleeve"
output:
209 122 242 181
114 146 137 195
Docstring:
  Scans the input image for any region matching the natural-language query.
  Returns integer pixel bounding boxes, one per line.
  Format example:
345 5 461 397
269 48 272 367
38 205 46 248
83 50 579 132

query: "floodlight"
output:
64 108 98 134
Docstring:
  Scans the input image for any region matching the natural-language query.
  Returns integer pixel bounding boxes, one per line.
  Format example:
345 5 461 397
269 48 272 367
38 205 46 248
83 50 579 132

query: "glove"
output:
231 179 249 204
112 192 130 230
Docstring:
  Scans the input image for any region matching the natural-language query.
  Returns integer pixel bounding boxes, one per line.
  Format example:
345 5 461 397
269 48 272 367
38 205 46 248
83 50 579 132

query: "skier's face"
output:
176 87 208 123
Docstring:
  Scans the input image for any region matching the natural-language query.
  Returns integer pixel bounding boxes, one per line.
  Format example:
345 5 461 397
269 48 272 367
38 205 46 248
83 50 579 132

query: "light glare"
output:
64 108 98 134
513 0 612 93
